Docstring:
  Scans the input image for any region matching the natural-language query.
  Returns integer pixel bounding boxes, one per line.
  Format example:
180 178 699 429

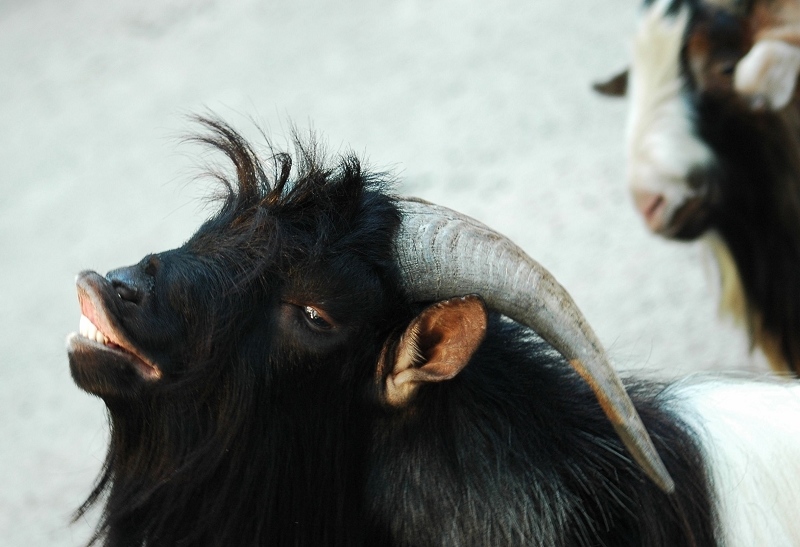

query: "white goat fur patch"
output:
676 379 800 545
626 0 715 209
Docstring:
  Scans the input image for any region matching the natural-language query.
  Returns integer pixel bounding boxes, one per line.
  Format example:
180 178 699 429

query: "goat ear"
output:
593 69 629 97
383 295 487 407
734 40 800 110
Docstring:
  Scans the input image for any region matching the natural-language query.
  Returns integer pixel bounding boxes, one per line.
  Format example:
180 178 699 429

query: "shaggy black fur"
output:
71 119 718 546
368 317 717 547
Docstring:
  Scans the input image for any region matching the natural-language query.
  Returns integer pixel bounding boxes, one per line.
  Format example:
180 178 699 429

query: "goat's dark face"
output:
68 243 385 402
68 120 404 417
596 0 800 240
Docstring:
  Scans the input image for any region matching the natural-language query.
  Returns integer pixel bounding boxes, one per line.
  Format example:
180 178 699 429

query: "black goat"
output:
596 0 800 373
67 119 800 546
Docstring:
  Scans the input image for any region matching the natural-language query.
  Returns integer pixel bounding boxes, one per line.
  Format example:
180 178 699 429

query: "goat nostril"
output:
112 281 141 303
632 189 668 232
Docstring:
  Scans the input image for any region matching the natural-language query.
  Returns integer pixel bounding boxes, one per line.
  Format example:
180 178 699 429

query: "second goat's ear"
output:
734 40 800 111
593 68 629 97
383 295 487 407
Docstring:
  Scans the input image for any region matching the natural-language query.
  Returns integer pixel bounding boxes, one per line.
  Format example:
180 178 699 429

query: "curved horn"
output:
394 198 675 494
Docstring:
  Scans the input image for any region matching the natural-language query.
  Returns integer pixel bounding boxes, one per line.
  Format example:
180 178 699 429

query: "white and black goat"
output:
596 0 800 373
67 119 800 546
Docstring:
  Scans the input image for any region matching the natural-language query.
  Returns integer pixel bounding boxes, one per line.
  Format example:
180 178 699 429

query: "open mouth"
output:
665 196 710 240
67 273 162 382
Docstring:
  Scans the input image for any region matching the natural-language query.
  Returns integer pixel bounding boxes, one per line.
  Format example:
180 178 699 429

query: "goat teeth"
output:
79 314 107 344
79 314 94 338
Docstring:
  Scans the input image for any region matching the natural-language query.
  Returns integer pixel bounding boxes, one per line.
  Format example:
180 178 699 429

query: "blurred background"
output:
0 0 766 544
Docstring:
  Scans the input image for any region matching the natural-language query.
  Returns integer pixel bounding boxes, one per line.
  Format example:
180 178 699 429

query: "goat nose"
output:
632 189 668 233
106 265 147 304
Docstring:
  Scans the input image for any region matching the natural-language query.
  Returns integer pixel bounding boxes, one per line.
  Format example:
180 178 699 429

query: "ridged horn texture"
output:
394 198 676 494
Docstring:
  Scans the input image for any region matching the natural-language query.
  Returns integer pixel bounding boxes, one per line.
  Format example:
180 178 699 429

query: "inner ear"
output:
383 295 487 407
593 69 629 96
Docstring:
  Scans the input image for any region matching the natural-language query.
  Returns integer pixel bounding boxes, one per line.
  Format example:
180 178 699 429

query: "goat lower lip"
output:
70 333 163 381
77 333 128 354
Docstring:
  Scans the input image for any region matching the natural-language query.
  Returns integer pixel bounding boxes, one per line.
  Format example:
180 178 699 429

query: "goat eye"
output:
303 306 333 330
719 61 736 77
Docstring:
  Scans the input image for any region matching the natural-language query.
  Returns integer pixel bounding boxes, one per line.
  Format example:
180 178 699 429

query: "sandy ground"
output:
0 0 769 544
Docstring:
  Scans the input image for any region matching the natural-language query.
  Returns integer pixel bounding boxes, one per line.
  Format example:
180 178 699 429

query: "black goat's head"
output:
69 120 404 404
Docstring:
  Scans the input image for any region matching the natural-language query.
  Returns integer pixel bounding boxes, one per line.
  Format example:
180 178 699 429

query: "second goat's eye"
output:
303 306 333 330
719 61 736 76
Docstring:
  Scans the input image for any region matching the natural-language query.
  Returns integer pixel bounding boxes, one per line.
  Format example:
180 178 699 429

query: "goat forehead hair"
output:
642 0 697 16
627 0 717 193
640 0 754 19
641 0 754 20
187 116 400 266
634 0 691 77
